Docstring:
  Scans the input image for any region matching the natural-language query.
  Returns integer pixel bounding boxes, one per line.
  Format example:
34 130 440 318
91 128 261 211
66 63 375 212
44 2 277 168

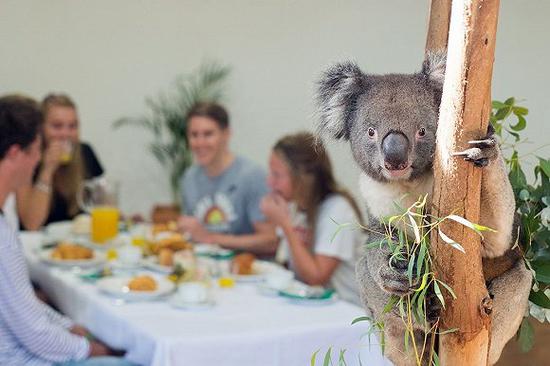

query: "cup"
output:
79 178 120 244
265 269 294 290
91 206 119 243
118 245 142 265
59 141 73 164
177 282 208 303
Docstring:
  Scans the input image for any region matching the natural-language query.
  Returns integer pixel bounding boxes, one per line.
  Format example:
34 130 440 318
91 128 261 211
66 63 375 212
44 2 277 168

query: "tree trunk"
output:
425 0 452 52
427 0 501 365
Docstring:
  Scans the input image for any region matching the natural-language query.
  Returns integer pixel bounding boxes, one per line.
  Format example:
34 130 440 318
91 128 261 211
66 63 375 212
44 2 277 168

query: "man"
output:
0 95 134 366
178 102 277 255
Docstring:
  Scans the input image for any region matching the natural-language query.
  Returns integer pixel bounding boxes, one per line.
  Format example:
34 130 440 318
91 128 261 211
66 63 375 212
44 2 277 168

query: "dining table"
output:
20 230 391 366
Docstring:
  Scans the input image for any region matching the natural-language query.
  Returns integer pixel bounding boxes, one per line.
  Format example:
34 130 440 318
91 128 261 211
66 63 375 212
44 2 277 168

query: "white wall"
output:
1 0 548 215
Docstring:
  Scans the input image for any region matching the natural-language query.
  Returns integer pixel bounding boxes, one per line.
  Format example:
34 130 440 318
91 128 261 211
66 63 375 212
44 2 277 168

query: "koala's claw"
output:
452 135 498 167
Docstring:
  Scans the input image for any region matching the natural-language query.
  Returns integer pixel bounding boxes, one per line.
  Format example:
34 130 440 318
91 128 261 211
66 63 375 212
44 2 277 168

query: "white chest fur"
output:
359 172 434 219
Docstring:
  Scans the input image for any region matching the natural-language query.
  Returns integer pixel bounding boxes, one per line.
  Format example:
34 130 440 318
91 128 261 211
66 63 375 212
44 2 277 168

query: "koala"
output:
316 52 532 366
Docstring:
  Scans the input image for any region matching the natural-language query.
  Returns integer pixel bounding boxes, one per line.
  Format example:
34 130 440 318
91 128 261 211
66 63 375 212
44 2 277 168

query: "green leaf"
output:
383 295 400 314
414 273 430 292
338 349 347 366
539 158 550 178
510 115 527 131
513 106 528 116
518 318 534 353
437 280 457 300
495 106 512 120
323 347 333 366
311 350 320 366
351 316 371 325
504 97 516 106
531 261 550 283
438 228 466 253
492 100 506 109
529 290 550 309
433 281 445 309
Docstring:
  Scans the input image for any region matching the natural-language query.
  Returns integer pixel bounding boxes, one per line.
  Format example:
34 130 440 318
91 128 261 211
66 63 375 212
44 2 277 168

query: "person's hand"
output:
260 194 291 227
88 341 110 357
41 140 65 173
69 325 89 338
177 216 210 242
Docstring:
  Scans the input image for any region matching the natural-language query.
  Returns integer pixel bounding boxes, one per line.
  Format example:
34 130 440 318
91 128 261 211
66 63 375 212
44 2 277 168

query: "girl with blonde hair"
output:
17 93 104 229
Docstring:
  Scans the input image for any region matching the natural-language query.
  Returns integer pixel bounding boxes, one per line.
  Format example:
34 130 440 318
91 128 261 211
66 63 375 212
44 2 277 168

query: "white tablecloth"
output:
21 232 391 366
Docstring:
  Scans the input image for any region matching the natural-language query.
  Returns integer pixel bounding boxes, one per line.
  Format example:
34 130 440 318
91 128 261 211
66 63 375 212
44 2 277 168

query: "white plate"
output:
39 248 106 268
44 221 74 241
279 281 338 306
256 283 280 297
142 256 173 274
194 243 234 258
170 295 216 310
233 260 281 283
97 274 175 301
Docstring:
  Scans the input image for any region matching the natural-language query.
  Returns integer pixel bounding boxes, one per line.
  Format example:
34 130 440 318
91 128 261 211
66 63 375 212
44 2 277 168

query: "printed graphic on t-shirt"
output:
194 193 236 232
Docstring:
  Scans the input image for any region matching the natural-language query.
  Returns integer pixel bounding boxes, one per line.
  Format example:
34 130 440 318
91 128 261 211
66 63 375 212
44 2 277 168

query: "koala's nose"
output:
382 132 410 170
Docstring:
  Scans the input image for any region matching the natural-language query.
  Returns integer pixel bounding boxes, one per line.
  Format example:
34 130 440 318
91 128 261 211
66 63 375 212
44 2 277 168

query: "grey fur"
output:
317 52 532 366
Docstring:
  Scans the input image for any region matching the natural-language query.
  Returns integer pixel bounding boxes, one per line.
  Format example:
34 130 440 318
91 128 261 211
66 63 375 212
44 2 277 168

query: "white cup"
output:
177 282 208 303
117 245 142 265
265 269 294 290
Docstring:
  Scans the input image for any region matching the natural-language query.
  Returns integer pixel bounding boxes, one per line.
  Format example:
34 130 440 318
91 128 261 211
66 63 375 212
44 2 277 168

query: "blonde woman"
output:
260 131 365 304
17 94 103 230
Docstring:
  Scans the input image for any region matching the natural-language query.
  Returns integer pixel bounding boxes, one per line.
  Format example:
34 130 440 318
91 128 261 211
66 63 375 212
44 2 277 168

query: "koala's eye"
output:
367 127 376 138
417 127 426 138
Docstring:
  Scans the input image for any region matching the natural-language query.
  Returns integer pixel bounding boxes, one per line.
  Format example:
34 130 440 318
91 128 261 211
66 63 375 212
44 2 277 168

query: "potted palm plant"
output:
113 61 231 221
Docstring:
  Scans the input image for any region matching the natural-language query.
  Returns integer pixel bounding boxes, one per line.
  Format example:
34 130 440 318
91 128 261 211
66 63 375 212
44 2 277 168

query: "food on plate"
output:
231 253 256 275
50 242 93 260
158 248 174 267
151 221 178 235
150 233 192 254
127 275 157 291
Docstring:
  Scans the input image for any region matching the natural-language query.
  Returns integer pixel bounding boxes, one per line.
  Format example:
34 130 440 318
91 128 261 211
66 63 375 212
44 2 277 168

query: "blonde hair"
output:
273 131 364 231
42 93 82 217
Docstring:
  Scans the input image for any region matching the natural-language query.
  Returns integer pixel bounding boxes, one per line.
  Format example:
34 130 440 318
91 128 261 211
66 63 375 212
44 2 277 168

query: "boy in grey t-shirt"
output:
181 156 268 235
177 102 277 254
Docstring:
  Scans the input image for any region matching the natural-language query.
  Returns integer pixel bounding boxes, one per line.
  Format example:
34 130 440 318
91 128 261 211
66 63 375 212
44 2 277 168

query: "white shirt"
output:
0 214 89 365
278 194 365 305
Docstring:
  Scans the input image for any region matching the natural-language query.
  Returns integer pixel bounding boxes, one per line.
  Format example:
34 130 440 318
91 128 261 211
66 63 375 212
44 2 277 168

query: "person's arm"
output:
0 225 90 363
280 219 340 285
260 194 340 285
16 141 64 230
205 220 278 254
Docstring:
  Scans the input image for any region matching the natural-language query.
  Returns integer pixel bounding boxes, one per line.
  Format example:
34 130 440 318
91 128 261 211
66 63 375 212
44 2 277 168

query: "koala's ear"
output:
316 62 367 140
421 50 447 86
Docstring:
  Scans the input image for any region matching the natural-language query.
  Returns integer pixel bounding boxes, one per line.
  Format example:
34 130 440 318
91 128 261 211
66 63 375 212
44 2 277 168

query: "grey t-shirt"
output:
180 156 268 235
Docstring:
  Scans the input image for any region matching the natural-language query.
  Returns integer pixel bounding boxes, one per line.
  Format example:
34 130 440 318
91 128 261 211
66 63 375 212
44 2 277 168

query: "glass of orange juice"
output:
91 206 120 243
59 141 73 164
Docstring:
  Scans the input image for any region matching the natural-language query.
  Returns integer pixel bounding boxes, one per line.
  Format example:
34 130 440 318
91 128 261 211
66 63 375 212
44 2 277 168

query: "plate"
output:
44 221 74 241
233 260 281 283
142 256 173 274
170 295 216 310
278 281 338 305
194 243 234 259
97 274 175 301
39 248 106 268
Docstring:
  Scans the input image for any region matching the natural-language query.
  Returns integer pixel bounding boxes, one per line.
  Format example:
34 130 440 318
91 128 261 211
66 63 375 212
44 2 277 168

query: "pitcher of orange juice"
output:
78 178 120 244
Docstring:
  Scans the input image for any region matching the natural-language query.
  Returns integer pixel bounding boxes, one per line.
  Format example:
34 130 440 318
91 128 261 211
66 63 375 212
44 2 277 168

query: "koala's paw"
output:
426 291 443 323
452 135 498 168
378 257 416 296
